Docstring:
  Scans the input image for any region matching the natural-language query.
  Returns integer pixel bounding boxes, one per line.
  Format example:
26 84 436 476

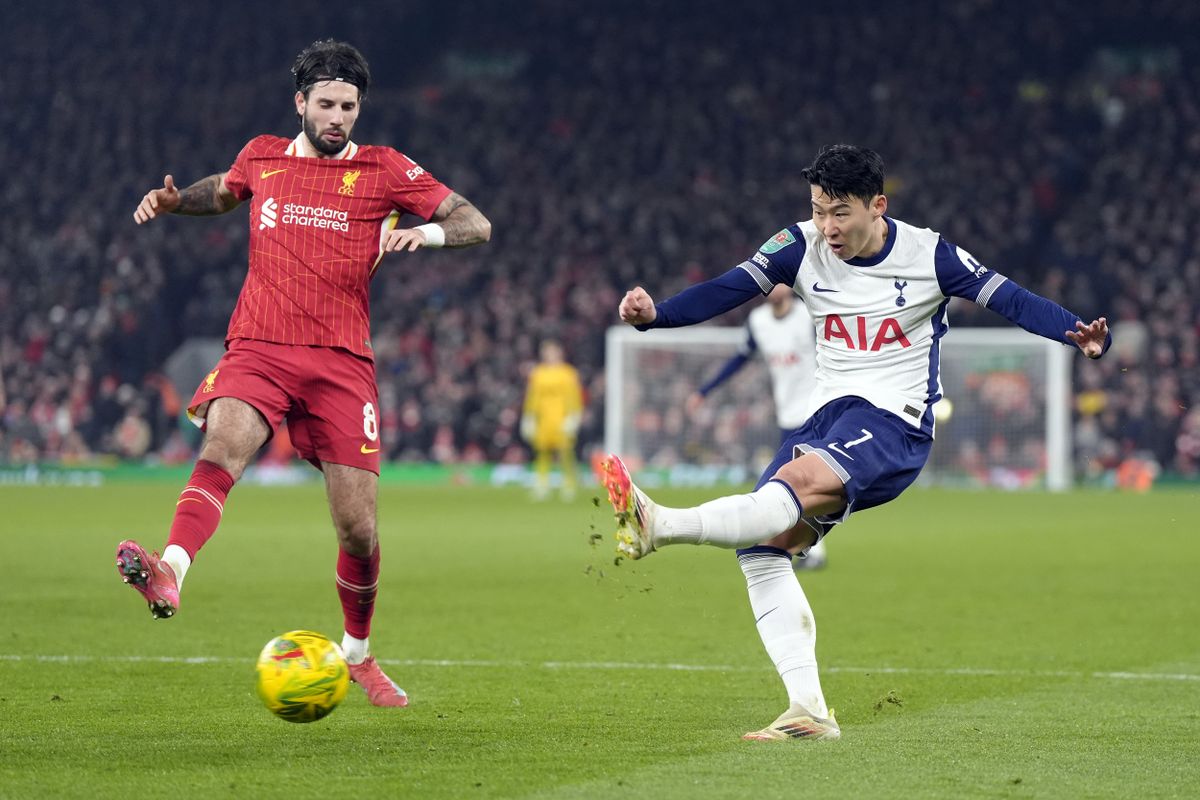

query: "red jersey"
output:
222 134 452 359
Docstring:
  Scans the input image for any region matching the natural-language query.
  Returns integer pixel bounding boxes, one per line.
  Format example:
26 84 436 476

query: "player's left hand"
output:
1065 316 1108 359
382 228 431 253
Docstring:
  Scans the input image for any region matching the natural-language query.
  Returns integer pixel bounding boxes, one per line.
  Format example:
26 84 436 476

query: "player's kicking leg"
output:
594 454 656 559
594 453 813 558
115 540 180 619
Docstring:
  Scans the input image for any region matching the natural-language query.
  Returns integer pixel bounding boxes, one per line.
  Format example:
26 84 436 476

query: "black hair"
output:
291 39 371 100
800 144 885 205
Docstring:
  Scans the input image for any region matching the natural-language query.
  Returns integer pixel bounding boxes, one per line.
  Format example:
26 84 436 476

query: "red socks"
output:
336 545 380 639
166 459 235 559
166 458 380 640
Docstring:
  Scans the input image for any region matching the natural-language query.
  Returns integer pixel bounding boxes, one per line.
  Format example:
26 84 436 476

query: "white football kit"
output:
645 213 1100 513
737 216 1079 435
698 302 817 430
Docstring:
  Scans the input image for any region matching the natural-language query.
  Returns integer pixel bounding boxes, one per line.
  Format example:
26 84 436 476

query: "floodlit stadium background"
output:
1 0 1196 488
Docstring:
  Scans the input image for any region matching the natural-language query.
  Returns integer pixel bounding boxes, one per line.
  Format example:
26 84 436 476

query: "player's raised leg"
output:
323 462 408 708
116 397 266 619
594 452 845 558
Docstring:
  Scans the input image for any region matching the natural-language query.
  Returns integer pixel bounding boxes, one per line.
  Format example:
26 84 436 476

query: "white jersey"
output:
742 217 1013 434
653 215 1091 437
743 303 817 429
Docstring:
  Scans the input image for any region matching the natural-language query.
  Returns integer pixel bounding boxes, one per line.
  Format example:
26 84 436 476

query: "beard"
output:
302 115 347 156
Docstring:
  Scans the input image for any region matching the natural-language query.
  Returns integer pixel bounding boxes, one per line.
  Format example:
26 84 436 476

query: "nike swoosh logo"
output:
812 282 839 293
260 169 287 179
755 606 780 624
360 444 380 454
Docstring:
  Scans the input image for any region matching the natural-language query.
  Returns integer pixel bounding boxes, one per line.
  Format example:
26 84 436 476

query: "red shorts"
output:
188 339 382 474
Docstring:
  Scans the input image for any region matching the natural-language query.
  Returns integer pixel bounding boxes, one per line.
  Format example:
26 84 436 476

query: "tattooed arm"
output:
133 173 242 223
382 191 492 252
428 192 492 248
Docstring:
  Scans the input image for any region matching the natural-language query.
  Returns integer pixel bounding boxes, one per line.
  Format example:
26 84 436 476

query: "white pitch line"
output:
1 654 1198 682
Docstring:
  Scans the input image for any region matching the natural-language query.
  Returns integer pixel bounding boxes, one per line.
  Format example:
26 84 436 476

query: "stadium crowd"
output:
1 0 1197 482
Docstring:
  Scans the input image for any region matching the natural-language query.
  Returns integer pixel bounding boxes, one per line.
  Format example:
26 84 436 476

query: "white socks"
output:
654 480 800 549
739 550 829 717
161 545 192 591
342 633 369 665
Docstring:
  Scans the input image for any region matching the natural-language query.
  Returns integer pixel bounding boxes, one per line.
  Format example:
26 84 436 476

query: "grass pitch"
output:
1 481 1198 799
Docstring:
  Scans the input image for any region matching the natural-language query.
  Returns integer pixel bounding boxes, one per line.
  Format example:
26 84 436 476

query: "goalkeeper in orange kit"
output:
521 340 583 500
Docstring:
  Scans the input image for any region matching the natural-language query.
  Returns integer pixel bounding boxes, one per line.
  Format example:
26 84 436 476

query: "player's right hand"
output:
685 392 705 415
133 175 181 224
619 286 657 326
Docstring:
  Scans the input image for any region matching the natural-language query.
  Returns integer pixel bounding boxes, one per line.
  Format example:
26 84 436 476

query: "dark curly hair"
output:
800 144 885 205
291 39 371 100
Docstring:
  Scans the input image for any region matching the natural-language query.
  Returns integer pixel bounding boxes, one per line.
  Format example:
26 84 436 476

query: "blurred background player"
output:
521 339 583 500
599 144 1110 742
686 283 827 569
115 40 491 707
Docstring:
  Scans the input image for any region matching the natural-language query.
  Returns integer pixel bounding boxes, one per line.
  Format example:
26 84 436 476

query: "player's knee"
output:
772 454 848 518
196 438 249 482
771 458 821 498
335 515 376 557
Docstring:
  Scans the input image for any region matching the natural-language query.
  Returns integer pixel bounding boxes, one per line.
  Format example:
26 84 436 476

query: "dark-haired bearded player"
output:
119 40 491 708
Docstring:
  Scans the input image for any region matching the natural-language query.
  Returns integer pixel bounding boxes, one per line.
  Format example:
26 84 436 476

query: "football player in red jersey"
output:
120 40 491 708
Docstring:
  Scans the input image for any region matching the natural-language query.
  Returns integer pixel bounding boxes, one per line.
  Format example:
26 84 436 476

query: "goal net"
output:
604 326 1072 490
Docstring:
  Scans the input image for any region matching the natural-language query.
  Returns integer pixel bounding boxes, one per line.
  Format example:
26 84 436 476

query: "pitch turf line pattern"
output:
3 653 1198 682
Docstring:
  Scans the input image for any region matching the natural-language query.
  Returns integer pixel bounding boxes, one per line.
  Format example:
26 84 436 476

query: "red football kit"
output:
188 133 451 472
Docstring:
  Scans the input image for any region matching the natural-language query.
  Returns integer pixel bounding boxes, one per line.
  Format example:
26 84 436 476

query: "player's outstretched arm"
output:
383 192 492 252
1065 317 1109 359
133 173 241 223
619 287 658 326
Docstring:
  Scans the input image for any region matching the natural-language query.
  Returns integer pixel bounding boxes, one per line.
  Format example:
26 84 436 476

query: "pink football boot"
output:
116 540 180 619
348 656 409 707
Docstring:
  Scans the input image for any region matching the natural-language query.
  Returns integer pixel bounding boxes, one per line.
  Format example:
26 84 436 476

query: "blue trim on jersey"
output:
845 216 898 267
643 267 763 330
933 235 1110 355
644 228 807 330
934 236 991 300
922 297 951 433
752 223 807 287
735 544 792 559
985 280 1111 354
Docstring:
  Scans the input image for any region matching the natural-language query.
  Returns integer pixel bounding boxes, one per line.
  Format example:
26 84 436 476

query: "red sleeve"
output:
223 138 258 201
382 149 453 221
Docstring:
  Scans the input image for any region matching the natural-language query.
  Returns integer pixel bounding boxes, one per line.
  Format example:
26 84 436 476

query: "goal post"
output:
604 325 1073 490
931 328 1073 491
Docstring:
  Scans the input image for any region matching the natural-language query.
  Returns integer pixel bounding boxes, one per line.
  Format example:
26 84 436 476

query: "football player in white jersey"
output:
596 144 1110 742
686 284 828 569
